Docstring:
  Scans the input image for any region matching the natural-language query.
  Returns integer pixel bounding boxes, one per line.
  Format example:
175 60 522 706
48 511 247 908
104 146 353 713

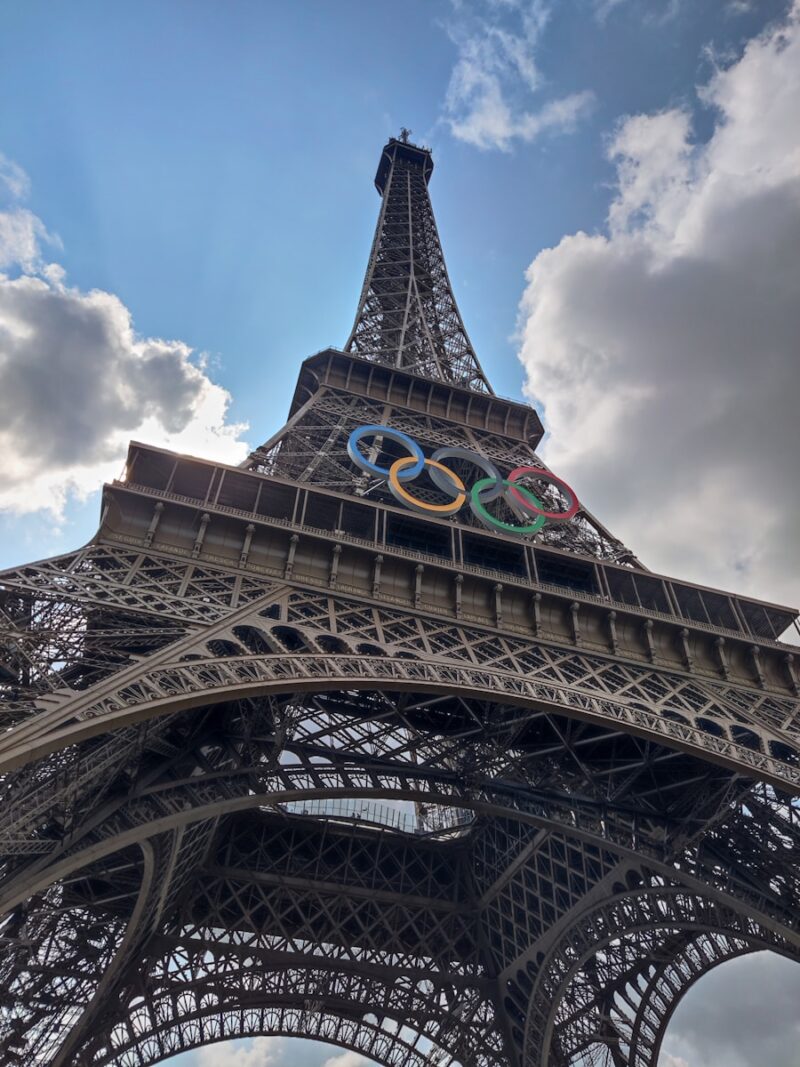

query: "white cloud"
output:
195 1037 281 1067
518 1 800 619
172 1038 374 1067
0 156 60 272
0 153 30 200
0 156 248 518
726 0 755 15
592 0 627 20
322 1053 372 1067
0 208 54 272
443 1 594 150
659 952 800 1067
592 0 682 24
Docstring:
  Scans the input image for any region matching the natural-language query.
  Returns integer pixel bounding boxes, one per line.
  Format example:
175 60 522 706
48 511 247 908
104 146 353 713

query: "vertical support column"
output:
531 592 543 638
329 544 342 588
414 564 424 609
192 513 211 559
454 573 463 619
144 502 164 548
783 653 800 697
606 611 619 655
253 481 264 518
642 619 656 664
285 534 299 579
570 602 581 647
715 637 730 681
239 524 255 568
679 628 694 672
750 645 766 689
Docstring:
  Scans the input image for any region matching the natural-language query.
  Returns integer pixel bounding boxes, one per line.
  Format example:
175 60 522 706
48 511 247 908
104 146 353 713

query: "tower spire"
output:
345 136 493 394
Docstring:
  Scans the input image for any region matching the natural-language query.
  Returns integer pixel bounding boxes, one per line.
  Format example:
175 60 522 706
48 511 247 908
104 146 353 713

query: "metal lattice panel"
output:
346 138 492 393
245 385 635 565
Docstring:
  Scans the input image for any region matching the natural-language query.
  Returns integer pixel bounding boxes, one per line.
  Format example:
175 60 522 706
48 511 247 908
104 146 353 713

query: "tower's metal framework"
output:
0 136 797 1067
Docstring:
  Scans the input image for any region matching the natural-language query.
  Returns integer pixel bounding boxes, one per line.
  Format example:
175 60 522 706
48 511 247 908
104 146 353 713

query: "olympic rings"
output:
347 425 425 481
430 446 505 502
505 467 580 521
389 456 466 515
470 477 547 535
347 424 580 538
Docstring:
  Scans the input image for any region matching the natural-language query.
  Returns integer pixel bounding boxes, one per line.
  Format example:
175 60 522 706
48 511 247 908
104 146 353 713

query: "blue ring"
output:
347 424 425 481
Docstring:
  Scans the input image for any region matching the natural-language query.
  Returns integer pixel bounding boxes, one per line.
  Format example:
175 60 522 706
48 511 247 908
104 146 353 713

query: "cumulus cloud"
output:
321 1053 372 1067
195 1036 280 1066
182 1037 374 1067
443 1 594 150
518 0 800 618
0 158 248 517
659 952 800 1067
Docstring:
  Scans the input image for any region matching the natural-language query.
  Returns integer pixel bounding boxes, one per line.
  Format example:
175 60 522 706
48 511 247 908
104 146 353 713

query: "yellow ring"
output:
389 456 466 515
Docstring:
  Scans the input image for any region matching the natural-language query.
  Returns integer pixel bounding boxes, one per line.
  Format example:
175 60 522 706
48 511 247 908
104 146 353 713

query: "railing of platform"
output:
281 796 474 835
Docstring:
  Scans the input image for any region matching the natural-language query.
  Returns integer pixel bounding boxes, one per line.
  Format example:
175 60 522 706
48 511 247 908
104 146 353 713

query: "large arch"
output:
1 644 797 789
88 969 490 1066
120 1013 439 1067
1 622 797 1065
2 767 796 945
521 885 800 1066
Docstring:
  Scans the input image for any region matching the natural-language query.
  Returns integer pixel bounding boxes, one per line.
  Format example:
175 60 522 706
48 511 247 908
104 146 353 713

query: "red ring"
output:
506 467 580 522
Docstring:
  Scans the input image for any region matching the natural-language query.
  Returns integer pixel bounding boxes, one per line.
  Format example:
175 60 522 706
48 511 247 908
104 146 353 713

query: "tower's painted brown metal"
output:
0 137 797 1067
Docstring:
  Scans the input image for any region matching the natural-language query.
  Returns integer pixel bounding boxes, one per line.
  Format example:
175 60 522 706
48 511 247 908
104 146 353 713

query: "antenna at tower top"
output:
399 127 411 143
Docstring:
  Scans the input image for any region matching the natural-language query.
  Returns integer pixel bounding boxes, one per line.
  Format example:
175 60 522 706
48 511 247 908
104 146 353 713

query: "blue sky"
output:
2 2 800 1065
0 0 791 572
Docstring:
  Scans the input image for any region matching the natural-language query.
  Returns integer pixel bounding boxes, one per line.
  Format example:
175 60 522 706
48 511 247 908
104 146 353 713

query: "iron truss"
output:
345 137 492 394
0 136 798 1065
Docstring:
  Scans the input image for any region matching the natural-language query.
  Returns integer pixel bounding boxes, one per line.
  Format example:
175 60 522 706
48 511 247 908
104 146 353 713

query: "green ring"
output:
469 478 547 534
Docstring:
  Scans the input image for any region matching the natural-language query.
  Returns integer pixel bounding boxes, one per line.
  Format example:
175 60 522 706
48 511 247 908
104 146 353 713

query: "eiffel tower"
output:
0 134 798 1067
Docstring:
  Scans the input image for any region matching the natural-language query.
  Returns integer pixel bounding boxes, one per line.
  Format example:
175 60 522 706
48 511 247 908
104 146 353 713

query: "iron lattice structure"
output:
0 136 798 1067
